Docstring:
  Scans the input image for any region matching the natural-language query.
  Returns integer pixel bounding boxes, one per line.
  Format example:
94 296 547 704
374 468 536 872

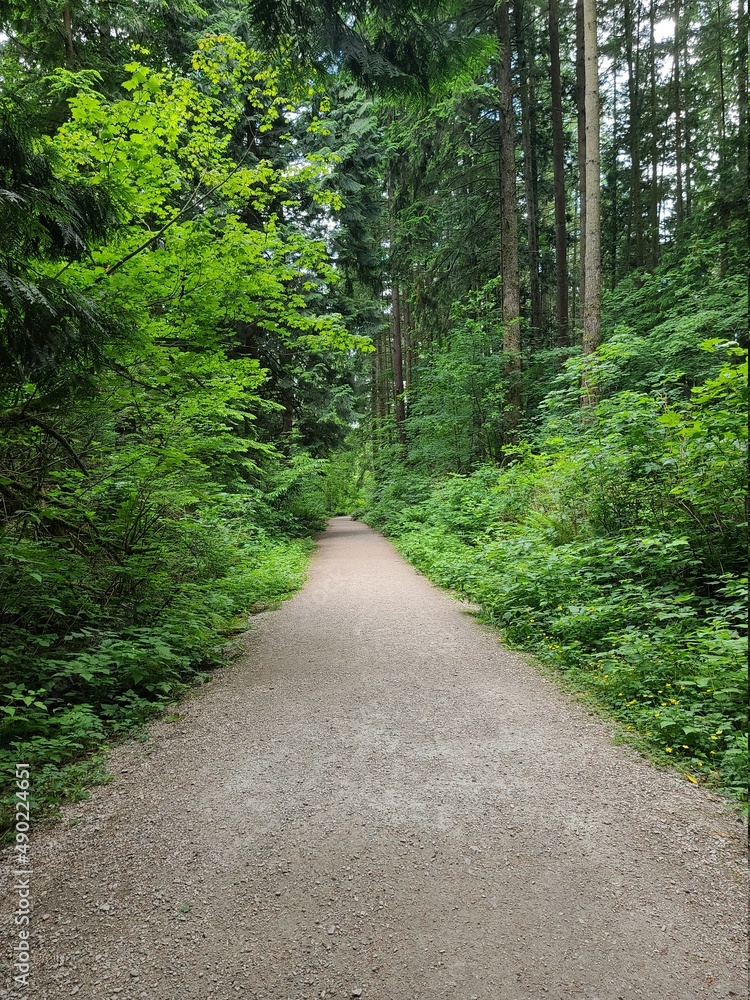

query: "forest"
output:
0 0 746 828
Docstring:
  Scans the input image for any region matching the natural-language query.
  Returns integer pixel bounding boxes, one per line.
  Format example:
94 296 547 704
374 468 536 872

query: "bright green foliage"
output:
0 37 375 830
50 44 365 354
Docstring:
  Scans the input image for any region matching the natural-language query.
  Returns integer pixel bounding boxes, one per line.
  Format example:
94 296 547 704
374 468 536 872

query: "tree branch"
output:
94 149 253 282
1 412 88 473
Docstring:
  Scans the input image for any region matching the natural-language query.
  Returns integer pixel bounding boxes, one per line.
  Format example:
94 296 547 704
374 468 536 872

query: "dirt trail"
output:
2 517 747 999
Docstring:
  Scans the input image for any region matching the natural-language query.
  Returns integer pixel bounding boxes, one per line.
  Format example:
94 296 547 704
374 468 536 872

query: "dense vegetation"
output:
363 229 747 802
0 0 746 826
0 19 373 826
354 0 746 803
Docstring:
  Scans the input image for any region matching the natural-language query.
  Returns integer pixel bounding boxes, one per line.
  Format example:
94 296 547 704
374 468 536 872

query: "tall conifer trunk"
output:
739 0 748 183
648 1 660 267
496 0 521 435
576 0 587 324
63 3 76 66
549 0 569 345
515 0 542 343
402 293 413 393
716 0 727 185
387 169 406 443
624 0 643 269
391 283 406 437
609 64 619 287
581 0 602 399
673 0 684 228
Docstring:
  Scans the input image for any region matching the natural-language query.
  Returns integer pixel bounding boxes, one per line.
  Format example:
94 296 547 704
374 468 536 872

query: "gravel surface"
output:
2 517 747 999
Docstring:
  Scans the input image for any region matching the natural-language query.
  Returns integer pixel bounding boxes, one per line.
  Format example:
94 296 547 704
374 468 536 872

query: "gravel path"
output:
2 517 747 999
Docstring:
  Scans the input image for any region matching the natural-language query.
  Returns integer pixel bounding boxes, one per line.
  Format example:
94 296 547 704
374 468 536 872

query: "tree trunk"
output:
387 166 406 443
549 0 569 346
716 0 727 188
280 347 294 438
402 293 413 393
673 0 684 228
648 1 660 268
391 282 406 438
375 323 388 423
576 0 587 323
370 349 380 459
63 2 76 66
571 191 578 325
739 0 748 183
582 0 602 390
496 1 522 435
624 0 643 269
515 0 542 343
609 63 619 288
680 14 694 219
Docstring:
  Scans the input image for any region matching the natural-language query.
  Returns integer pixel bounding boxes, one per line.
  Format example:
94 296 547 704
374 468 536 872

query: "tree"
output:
581 0 601 379
549 0 569 345
0 32 375 785
576 0 587 312
495 0 521 434
673 0 685 228
0 106 118 393
623 0 643 270
515 0 542 342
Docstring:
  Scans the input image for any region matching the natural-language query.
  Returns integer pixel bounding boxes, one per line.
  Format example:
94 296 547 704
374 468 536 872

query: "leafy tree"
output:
0 32 375 822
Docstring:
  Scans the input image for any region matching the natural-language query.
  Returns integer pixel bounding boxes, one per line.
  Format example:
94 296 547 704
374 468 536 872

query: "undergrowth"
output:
363 347 748 810
0 534 312 835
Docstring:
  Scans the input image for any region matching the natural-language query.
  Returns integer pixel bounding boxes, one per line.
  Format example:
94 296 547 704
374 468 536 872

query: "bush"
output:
363 350 748 806
0 509 313 834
